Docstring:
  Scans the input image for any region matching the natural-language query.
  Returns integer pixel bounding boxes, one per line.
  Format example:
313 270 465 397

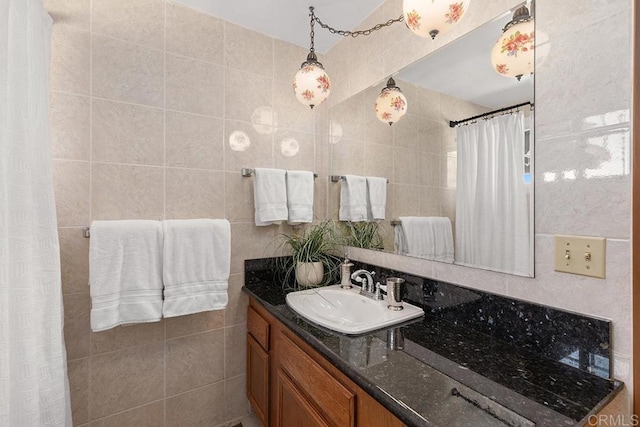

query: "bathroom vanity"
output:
243 258 622 427
247 297 405 427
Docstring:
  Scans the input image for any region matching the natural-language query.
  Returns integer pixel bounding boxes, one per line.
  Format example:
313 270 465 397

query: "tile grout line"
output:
50 89 91 99
50 86 317 136
88 396 166 424
87 0 94 422
89 24 258 73
222 18 227 226
222 20 228 422
88 325 227 360
78 161 229 172
163 1 168 423
165 377 228 401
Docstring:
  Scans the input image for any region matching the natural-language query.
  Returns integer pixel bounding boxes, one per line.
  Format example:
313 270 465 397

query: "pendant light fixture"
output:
403 0 471 39
375 78 407 126
293 3 471 111
491 1 535 80
293 7 331 109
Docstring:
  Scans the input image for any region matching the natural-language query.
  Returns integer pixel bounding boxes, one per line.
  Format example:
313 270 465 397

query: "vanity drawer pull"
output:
248 306 270 351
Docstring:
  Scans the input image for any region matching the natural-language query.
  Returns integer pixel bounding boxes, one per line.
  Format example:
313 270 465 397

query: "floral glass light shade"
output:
293 52 331 109
375 78 407 126
491 5 535 80
403 0 471 39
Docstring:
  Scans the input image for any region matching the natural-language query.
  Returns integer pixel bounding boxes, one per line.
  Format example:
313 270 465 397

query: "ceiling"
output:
173 0 533 109
395 7 534 109
171 0 386 53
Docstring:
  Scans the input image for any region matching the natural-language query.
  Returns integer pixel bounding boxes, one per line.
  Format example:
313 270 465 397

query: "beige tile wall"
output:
46 0 633 422
47 0 328 425
327 0 633 414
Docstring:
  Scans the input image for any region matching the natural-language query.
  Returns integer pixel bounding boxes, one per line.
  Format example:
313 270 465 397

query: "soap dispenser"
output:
340 255 354 289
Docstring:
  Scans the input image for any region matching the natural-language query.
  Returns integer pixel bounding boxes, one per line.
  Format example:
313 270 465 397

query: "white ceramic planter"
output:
295 261 324 287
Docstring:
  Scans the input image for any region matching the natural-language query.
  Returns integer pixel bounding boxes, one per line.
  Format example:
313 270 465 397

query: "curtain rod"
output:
449 101 533 128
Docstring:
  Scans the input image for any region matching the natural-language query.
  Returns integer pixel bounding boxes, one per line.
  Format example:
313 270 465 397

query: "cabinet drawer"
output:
248 305 270 350
278 331 355 427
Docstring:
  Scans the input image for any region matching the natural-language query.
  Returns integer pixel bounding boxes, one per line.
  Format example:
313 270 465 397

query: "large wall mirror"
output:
329 4 535 277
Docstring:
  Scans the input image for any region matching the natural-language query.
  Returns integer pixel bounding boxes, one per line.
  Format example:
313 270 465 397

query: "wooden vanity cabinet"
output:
246 298 405 427
247 334 270 424
276 331 355 426
247 305 271 425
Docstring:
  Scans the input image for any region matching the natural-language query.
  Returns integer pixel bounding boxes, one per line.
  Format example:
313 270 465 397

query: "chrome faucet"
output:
351 270 382 301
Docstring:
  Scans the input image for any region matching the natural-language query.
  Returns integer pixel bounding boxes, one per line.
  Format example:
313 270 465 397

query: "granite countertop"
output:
243 264 623 427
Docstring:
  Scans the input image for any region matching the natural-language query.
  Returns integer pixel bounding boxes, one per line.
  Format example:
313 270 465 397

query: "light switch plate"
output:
554 235 606 278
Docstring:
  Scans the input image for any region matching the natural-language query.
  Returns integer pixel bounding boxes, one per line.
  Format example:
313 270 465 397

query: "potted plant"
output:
343 221 385 250
278 221 340 290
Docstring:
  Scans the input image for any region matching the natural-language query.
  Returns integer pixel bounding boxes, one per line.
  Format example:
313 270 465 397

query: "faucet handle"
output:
374 282 382 300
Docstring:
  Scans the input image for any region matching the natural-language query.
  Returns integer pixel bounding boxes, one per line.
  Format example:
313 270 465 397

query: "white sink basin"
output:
286 284 424 335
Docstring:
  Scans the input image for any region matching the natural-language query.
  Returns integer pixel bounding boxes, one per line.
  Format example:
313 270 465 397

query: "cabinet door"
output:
357 389 406 427
277 370 330 427
247 334 269 426
277 332 355 427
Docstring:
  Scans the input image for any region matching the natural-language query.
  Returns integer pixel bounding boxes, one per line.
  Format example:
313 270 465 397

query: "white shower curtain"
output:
455 112 531 276
0 0 72 425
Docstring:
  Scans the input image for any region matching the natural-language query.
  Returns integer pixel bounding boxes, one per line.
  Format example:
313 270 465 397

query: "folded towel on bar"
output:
366 176 387 220
88 220 163 332
396 216 454 263
339 175 368 222
394 225 407 256
162 219 231 318
253 168 288 226
286 170 314 225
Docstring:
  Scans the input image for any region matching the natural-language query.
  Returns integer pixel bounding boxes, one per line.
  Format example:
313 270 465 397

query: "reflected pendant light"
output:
375 77 407 126
491 2 535 80
293 7 331 109
403 0 471 39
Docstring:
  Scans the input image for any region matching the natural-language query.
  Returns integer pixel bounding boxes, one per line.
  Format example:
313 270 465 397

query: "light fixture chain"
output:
313 13 404 38
309 6 315 52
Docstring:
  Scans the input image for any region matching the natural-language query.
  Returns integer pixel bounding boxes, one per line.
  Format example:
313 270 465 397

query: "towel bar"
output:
82 227 90 238
390 219 401 226
330 175 389 183
242 168 318 179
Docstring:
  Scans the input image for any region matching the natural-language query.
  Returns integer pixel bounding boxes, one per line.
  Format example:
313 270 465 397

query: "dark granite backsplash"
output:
244 257 622 426
349 260 611 379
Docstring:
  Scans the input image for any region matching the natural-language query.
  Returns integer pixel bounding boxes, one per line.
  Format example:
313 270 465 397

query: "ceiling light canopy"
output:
403 0 471 39
491 1 535 80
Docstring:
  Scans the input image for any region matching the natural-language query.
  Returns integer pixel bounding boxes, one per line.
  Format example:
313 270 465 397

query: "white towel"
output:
394 225 408 255
89 220 163 332
366 176 387 220
286 170 314 225
162 219 231 318
254 168 288 226
339 175 368 222
397 217 454 263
